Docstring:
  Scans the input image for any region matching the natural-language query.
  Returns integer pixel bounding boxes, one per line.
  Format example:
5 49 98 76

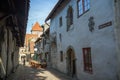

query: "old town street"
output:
6 62 76 80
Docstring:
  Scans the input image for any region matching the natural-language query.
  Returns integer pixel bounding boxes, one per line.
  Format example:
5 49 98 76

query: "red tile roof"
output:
31 22 43 31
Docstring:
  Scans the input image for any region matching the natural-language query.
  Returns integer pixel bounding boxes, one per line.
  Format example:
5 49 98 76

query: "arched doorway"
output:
66 48 76 77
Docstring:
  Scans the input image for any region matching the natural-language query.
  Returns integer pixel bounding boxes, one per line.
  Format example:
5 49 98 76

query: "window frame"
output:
59 16 62 27
66 6 73 31
60 51 63 62
77 0 90 17
82 47 93 74
59 33 62 42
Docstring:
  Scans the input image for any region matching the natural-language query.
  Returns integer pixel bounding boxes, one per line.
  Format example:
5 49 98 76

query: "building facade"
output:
0 0 29 79
42 28 51 65
45 0 119 80
34 27 50 65
31 22 43 36
34 38 43 61
19 22 43 61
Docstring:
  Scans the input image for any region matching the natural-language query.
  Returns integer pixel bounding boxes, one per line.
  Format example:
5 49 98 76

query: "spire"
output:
31 22 43 31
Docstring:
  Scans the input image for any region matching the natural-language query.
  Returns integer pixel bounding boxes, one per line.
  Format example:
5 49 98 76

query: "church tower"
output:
31 22 43 36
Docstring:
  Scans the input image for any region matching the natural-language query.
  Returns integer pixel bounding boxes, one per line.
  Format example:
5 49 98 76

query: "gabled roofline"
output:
45 0 64 22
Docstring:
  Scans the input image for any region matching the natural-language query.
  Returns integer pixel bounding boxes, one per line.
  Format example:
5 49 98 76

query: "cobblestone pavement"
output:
6 62 75 80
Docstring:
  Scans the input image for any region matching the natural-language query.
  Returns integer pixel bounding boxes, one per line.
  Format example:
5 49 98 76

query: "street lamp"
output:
34 48 38 52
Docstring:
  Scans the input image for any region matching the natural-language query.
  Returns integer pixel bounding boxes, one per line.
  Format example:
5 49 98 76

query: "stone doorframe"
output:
66 46 77 77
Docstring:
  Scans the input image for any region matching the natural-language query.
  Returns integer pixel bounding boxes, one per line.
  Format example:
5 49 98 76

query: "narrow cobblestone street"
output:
6 62 74 80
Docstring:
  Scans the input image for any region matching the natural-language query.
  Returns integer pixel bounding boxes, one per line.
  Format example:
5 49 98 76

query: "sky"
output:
26 0 58 33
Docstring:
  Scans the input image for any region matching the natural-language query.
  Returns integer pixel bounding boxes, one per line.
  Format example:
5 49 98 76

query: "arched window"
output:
66 6 73 31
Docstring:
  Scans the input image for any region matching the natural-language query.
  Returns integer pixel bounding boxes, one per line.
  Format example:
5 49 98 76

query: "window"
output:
44 39 46 45
77 0 90 16
59 33 62 42
59 17 62 27
66 6 73 31
60 51 63 62
83 47 93 73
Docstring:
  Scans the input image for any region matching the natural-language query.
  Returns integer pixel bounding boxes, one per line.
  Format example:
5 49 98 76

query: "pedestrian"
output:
23 57 26 65
23 58 25 65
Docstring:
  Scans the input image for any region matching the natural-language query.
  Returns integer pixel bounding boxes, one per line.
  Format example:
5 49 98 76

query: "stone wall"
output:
0 24 19 79
0 25 7 79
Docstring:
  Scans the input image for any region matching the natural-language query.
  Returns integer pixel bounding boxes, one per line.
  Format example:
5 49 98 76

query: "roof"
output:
0 0 30 47
31 22 43 31
45 0 70 22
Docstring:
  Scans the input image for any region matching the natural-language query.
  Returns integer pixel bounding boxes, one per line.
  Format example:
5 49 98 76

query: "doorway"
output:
66 48 76 77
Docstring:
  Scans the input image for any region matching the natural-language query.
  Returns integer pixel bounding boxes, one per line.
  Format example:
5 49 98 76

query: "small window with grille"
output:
83 47 93 74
